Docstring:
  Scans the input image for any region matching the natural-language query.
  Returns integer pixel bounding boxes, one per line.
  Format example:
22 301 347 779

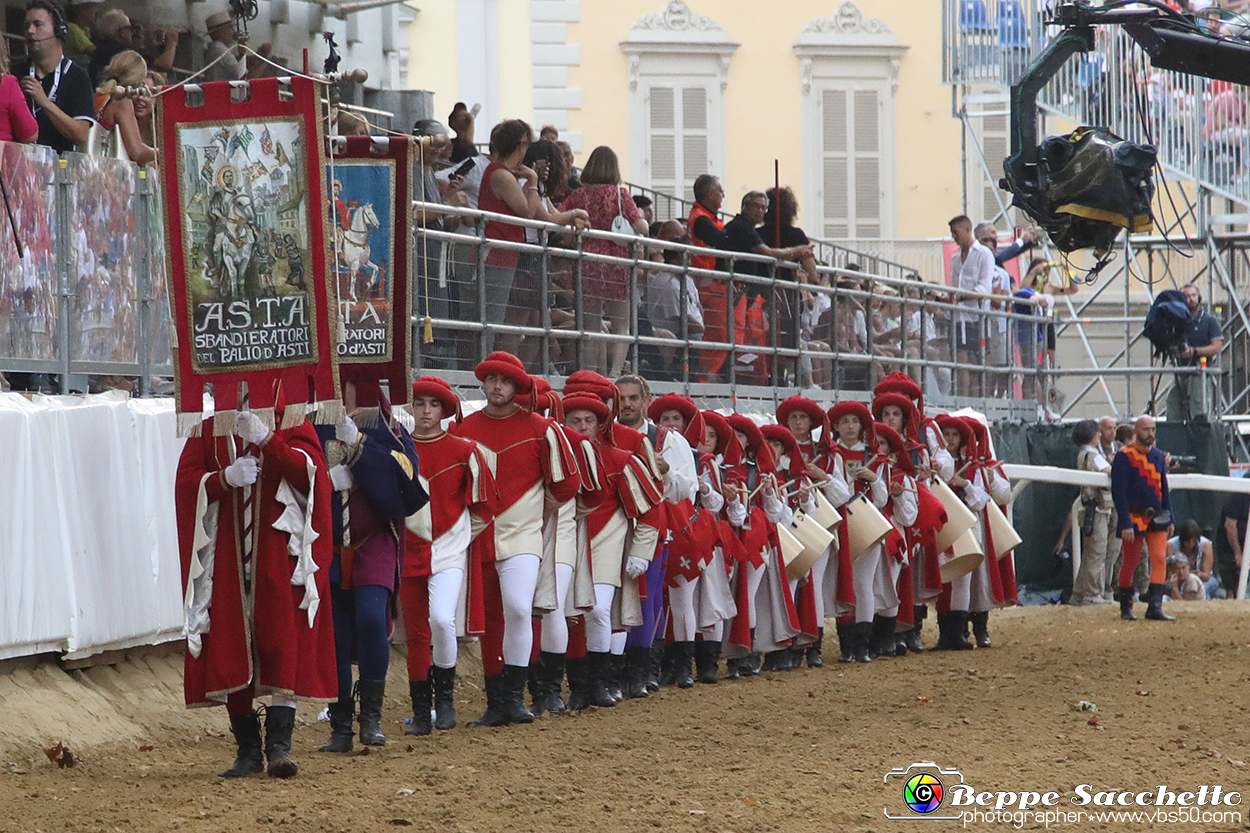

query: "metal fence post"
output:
136 168 152 397
56 156 70 394
574 232 585 370
539 227 551 377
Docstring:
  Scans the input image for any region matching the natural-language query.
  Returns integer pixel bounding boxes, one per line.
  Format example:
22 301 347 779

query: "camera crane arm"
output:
1003 1 1250 240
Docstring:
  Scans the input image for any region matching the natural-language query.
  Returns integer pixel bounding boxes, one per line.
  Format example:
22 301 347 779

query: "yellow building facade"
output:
406 0 978 243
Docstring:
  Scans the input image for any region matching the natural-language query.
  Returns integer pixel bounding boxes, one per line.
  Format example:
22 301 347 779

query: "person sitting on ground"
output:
1167 519 1219 599
94 50 156 164
1166 554 1206 601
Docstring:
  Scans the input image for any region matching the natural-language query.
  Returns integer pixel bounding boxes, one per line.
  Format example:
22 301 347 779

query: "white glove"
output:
624 556 649 579
329 463 354 491
223 456 258 488
336 415 360 446
235 411 271 446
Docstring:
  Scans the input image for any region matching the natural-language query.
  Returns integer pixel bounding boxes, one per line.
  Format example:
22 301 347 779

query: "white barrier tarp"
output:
0 392 186 660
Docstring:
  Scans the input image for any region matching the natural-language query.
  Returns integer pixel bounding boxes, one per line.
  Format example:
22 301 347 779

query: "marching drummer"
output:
761 423 819 670
869 423 920 659
774 396 846 667
826 402 887 664
933 416 987 651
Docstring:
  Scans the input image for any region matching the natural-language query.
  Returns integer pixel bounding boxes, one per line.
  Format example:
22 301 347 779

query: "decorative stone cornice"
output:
622 0 738 47
802 1 892 37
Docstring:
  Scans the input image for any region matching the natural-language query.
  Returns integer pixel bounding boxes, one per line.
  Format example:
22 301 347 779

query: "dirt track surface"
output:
3 602 1250 833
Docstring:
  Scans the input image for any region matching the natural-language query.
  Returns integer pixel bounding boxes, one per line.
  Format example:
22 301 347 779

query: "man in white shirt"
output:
948 215 995 397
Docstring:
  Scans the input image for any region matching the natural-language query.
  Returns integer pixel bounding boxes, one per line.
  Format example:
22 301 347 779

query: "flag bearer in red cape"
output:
313 384 426 753
561 391 664 708
399 376 495 735
175 385 337 780
868 422 920 658
450 352 581 726
826 402 887 663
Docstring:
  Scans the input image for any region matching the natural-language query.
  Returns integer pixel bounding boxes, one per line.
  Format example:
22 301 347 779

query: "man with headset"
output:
13 0 94 153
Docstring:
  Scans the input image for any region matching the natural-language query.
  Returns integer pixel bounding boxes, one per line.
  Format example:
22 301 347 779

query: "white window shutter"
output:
681 88 709 203
822 89 849 238
853 89 881 239
981 113 1010 229
648 86 677 206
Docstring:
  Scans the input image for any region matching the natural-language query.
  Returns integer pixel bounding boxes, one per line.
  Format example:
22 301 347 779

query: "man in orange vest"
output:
688 176 812 383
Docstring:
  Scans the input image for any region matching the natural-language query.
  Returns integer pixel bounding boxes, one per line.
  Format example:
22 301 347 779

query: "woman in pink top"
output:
477 119 586 354
0 34 38 143
557 146 649 377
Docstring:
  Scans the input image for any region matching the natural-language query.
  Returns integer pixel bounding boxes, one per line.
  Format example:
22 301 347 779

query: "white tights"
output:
271 694 297 709
496 554 541 667
669 576 699 642
852 548 880 623
610 630 627 656
586 583 616 653
745 562 766 627
428 569 464 669
809 551 830 621
949 572 972 610
540 563 574 654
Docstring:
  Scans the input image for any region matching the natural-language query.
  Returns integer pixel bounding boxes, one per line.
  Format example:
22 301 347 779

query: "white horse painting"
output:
340 202 381 302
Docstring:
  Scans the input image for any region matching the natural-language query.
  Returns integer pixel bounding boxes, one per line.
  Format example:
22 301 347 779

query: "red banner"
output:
327 135 415 410
158 76 340 435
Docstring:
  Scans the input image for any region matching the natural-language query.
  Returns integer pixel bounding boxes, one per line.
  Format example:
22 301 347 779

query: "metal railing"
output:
0 142 169 395
942 0 1250 207
408 200 1228 419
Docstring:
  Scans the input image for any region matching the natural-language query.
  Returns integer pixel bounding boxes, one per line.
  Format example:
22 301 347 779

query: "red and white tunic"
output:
452 406 580 560
403 431 494 577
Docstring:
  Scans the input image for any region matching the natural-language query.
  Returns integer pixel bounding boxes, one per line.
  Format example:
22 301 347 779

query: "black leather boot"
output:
741 652 762 676
585 652 618 707
760 649 787 671
605 654 624 704
971 611 992 647
624 646 651 698
501 664 536 723
853 621 873 663
527 662 548 718
405 678 432 736
835 622 855 662
317 699 355 753
1116 586 1137 621
565 657 591 711
470 674 509 726
221 712 265 777
356 679 387 746
870 616 896 658
695 640 721 684
646 638 664 692
805 628 824 668
672 642 695 688
949 611 974 650
432 665 458 730
1145 583 1177 621
264 706 299 779
537 652 567 714
905 606 927 652
930 613 951 651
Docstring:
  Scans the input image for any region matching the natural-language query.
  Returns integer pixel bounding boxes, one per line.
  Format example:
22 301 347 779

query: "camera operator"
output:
1069 419 1118 605
1168 283 1223 421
